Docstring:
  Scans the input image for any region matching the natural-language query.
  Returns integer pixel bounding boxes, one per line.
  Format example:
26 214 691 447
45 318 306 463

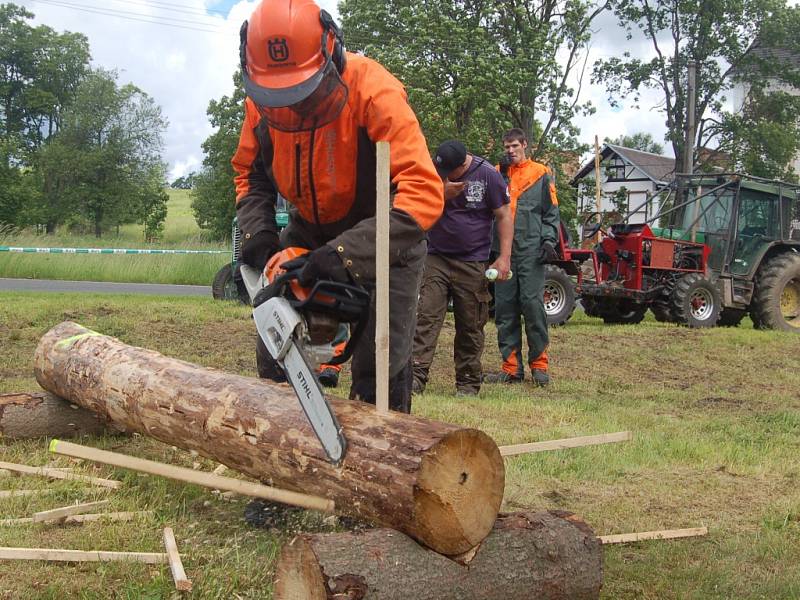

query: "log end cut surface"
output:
412 429 505 555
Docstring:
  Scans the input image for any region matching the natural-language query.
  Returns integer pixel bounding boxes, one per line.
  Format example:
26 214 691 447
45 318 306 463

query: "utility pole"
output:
683 61 697 175
594 135 602 243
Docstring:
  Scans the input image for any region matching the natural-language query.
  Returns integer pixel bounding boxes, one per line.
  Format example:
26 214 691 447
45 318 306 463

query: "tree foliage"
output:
191 71 244 241
37 69 169 237
594 0 800 177
605 132 664 154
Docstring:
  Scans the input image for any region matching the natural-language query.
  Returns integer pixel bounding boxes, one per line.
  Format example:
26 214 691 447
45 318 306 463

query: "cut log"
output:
273 511 603 600
0 392 123 440
34 321 505 556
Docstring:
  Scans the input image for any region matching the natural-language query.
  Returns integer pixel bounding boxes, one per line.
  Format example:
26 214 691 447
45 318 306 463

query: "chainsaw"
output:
239 248 370 465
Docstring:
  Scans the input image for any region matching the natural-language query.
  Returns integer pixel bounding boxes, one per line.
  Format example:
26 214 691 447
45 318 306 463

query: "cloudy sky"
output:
21 0 676 180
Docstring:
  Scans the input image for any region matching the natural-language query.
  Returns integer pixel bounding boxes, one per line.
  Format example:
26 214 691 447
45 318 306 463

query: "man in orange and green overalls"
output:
484 128 560 387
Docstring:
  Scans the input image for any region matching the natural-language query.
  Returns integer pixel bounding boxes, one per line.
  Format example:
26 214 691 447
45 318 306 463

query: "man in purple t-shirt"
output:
411 140 513 396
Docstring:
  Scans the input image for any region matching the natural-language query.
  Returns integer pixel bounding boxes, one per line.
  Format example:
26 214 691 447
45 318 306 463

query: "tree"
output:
605 132 664 154
192 71 245 241
594 0 800 176
171 172 196 189
38 69 168 236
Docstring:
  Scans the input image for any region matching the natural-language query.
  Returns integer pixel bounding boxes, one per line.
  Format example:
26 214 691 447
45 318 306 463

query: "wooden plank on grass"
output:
0 547 168 563
50 439 335 513
599 527 708 544
32 500 110 523
499 431 632 457
0 460 120 489
0 511 151 527
163 527 192 592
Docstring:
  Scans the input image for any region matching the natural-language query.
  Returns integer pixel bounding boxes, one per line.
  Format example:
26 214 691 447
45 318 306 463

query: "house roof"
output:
570 143 676 186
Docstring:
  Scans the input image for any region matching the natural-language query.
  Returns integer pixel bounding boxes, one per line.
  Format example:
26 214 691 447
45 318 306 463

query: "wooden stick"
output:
50 439 334 513
0 511 152 527
0 460 120 489
375 140 391 414
0 547 168 563
32 500 110 523
500 431 632 457
212 464 227 476
599 527 708 544
163 527 192 592
0 487 108 499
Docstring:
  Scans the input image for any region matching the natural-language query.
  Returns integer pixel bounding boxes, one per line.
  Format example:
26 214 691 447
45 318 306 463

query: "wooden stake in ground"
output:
163 527 192 592
36 322 504 555
500 431 632 457
375 140 390 414
0 392 122 440
50 440 334 513
0 547 168 563
274 511 602 600
0 460 120 489
32 500 110 523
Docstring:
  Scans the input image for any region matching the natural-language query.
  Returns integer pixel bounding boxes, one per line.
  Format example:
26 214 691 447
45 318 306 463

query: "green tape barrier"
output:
0 246 230 255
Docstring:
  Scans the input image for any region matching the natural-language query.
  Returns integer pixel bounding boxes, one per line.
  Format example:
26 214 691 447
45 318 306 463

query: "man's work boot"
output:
482 372 523 384
532 369 550 387
317 367 340 388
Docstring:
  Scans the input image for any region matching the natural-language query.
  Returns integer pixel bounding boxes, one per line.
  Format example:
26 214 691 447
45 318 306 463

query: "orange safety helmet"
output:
239 0 348 132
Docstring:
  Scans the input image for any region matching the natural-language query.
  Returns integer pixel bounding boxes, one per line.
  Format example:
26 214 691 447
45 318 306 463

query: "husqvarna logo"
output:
268 38 289 62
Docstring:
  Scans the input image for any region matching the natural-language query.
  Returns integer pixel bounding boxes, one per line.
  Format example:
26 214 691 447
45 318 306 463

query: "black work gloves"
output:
241 230 281 271
498 153 513 178
283 245 351 287
538 241 559 263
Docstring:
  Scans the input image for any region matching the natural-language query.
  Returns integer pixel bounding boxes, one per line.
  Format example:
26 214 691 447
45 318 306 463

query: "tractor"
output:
565 173 800 331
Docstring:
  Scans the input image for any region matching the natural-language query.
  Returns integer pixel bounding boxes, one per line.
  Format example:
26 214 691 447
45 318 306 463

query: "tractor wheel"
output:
671 273 721 328
543 265 576 326
650 301 675 323
749 252 800 332
212 263 249 304
601 299 647 325
718 308 747 327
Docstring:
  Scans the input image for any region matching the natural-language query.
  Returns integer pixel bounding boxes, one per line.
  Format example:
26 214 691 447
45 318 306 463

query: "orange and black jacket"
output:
232 53 444 282
494 158 560 257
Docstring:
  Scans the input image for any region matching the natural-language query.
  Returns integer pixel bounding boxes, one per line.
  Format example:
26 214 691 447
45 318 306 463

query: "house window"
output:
605 157 627 181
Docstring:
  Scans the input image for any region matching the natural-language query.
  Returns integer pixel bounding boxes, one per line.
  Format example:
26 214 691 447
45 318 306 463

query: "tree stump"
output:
274 511 603 600
34 321 505 555
0 392 122 440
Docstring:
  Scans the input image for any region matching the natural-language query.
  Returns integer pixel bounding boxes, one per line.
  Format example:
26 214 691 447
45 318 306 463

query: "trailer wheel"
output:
543 265 576 326
750 252 800 333
212 263 249 304
718 308 747 327
601 300 646 325
650 301 675 323
671 273 721 328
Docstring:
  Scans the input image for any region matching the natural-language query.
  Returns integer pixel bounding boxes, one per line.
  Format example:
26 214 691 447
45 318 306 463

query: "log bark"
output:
274 511 603 600
34 322 504 555
0 392 122 440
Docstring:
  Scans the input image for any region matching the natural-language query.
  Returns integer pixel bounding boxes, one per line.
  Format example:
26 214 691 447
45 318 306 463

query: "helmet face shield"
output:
251 60 348 132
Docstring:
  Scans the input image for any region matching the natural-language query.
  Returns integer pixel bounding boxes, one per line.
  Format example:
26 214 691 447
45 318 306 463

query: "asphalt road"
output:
0 278 212 297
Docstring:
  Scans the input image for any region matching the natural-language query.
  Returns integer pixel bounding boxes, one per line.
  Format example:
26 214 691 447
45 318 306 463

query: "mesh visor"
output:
254 62 348 132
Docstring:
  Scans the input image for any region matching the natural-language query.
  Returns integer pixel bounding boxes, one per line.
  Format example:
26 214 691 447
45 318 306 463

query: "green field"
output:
0 190 228 285
1 294 798 599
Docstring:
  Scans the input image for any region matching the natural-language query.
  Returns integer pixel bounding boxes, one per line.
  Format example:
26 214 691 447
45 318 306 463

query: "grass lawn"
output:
1 293 799 599
0 190 228 286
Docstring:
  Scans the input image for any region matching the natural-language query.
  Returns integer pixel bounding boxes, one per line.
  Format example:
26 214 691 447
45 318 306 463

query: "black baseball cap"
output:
434 140 467 177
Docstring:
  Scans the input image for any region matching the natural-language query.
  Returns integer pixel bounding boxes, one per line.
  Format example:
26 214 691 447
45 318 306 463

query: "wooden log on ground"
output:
0 392 123 440
274 511 602 600
34 321 505 556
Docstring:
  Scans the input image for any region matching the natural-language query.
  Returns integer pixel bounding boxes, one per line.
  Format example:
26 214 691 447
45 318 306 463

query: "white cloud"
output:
21 0 338 181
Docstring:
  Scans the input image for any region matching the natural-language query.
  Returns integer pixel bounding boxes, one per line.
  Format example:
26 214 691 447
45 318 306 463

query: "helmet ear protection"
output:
239 10 346 79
